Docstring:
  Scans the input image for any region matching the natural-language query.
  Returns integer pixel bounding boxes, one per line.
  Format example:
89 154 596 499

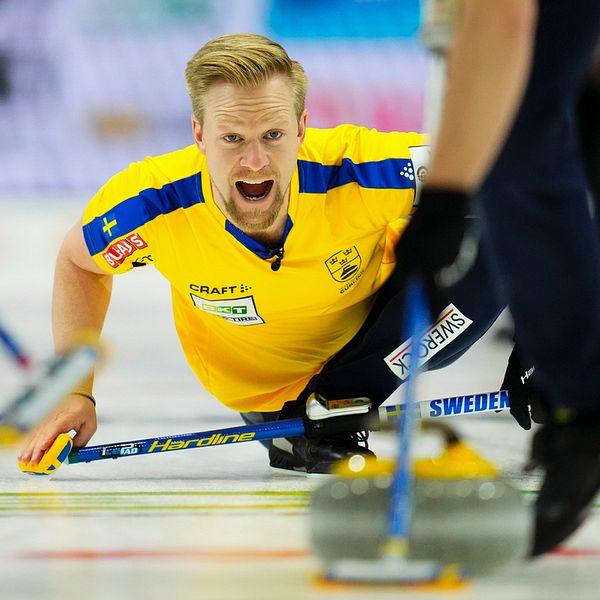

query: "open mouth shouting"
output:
235 179 274 202
216 176 284 233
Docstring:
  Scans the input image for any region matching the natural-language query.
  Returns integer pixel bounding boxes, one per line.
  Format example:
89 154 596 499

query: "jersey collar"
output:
225 216 293 259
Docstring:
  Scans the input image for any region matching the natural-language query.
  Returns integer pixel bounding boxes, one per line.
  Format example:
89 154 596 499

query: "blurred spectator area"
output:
0 0 426 193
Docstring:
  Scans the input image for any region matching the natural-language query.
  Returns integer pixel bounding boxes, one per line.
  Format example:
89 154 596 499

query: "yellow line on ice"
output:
0 490 310 511
0 503 307 512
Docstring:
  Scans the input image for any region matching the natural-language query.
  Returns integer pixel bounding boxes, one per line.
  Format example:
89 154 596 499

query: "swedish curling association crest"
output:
325 246 362 282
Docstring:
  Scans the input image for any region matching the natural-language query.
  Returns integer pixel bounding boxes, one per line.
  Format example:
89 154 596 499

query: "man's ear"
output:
191 116 205 152
297 109 308 143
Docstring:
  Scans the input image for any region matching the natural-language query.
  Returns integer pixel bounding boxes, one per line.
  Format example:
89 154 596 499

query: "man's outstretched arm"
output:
18 221 113 464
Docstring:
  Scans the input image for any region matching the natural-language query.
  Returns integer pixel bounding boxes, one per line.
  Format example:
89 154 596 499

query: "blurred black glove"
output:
394 188 477 305
502 344 548 430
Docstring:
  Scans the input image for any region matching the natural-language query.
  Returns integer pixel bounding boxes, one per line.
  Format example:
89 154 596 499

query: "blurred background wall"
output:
0 0 426 194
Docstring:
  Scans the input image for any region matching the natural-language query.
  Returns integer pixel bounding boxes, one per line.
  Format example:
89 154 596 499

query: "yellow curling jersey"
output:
82 125 429 412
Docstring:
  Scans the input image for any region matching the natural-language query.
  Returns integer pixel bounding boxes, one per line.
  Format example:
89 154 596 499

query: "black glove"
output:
394 187 476 304
502 344 548 430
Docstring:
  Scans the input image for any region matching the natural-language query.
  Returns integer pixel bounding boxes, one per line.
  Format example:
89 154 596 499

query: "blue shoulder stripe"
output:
297 157 416 194
83 172 203 256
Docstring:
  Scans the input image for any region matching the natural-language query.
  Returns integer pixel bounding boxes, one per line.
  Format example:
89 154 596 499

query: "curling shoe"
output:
528 412 600 556
269 431 374 474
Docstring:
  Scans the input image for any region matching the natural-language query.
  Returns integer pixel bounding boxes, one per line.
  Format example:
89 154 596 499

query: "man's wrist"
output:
70 391 96 407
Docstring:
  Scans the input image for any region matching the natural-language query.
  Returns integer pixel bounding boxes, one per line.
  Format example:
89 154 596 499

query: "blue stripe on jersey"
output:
297 157 416 194
83 172 204 255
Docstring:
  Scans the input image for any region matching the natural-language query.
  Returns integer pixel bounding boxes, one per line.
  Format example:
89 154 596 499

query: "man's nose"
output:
240 140 269 171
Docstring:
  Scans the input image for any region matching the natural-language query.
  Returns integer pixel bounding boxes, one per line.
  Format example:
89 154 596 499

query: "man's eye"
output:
224 134 240 143
266 131 283 140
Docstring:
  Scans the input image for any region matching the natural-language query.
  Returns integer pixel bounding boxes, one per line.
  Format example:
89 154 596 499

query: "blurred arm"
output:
426 0 538 190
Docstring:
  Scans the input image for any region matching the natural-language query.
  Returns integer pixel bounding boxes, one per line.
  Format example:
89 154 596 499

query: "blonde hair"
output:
185 33 308 124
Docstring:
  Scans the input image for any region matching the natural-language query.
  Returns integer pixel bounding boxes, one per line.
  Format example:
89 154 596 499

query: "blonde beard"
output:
225 188 284 232
214 180 289 236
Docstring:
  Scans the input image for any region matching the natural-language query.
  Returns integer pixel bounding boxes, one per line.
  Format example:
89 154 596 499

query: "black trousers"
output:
479 0 600 409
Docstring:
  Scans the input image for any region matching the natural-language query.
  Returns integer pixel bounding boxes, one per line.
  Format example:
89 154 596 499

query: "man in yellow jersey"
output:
18 33 503 473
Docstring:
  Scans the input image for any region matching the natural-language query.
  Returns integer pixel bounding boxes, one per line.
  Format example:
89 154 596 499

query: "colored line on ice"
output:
550 547 600 557
0 490 309 512
21 548 310 561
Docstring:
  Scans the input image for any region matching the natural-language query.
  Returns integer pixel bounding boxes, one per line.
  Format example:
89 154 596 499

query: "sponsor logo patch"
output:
189 283 252 295
102 233 148 268
384 303 473 380
190 294 265 326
